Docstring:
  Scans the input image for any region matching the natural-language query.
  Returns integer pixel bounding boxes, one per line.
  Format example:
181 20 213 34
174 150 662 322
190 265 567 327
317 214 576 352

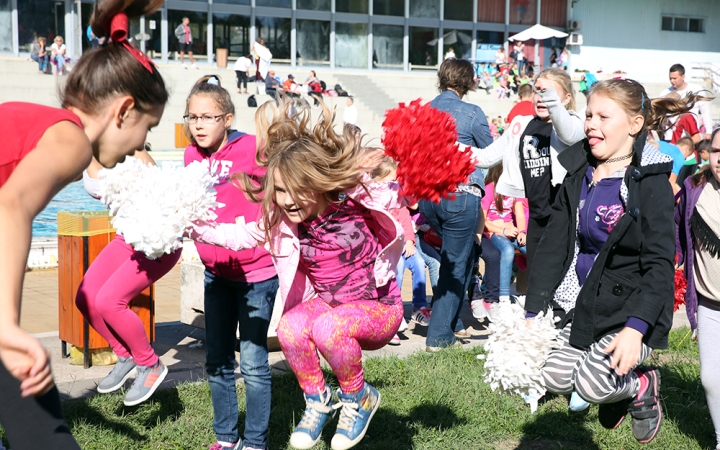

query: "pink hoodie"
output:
184 131 276 282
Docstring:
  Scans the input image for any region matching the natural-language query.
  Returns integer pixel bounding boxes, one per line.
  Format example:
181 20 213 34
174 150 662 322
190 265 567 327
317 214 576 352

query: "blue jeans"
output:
32 54 49 72
490 234 526 298
419 192 480 347
417 238 440 292
53 55 65 72
396 247 428 308
204 270 279 448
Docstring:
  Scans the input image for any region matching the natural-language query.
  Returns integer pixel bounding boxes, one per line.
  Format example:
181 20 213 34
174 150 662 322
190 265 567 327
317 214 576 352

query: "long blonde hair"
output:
234 97 366 244
536 67 576 111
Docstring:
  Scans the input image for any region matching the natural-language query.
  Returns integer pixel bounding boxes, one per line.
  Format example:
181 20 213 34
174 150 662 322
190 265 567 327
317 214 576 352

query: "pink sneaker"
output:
208 442 236 450
388 334 401 346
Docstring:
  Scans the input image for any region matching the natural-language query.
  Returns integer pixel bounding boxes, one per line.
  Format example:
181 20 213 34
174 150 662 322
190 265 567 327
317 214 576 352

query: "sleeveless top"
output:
1 102 83 187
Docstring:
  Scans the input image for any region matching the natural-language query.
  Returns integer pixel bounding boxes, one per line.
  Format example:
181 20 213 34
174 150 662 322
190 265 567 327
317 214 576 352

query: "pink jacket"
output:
192 180 407 314
184 131 276 282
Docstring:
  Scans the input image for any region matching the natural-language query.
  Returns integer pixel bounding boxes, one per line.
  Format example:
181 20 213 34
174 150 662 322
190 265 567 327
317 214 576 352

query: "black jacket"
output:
525 133 675 350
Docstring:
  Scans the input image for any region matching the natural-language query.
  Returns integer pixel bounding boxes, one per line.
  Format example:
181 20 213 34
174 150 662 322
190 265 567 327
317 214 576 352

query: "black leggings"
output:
0 363 79 450
526 215 550 277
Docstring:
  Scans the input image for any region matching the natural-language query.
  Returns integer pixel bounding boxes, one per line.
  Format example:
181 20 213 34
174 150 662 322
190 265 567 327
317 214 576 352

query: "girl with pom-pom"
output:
0 0 167 448
525 80 706 444
76 148 180 407
676 128 720 450
191 99 406 450
183 75 279 450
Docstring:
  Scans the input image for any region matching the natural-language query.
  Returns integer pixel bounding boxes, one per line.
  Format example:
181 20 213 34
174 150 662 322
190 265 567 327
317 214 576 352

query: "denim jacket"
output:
430 90 492 190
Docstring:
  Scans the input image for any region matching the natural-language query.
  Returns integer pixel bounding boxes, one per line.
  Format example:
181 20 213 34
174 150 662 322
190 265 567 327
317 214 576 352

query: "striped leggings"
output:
543 324 653 404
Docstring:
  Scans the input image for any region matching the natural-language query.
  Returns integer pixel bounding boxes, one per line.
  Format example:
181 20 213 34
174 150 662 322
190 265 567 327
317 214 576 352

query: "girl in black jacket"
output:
525 79 703 444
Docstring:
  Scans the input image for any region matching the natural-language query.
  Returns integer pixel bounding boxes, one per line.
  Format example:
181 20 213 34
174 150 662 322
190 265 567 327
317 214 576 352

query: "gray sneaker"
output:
123 361 168 406
97 356 137 394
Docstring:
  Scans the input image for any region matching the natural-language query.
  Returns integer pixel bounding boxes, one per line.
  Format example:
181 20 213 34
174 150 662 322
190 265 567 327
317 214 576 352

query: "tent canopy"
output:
508 24 568 42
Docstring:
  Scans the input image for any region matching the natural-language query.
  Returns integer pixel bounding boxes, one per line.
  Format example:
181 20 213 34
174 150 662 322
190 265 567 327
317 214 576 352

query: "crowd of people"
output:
3 1 720 448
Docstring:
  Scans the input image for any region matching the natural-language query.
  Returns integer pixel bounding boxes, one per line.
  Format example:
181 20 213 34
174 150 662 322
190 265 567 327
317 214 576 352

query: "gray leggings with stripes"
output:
543 324 653 404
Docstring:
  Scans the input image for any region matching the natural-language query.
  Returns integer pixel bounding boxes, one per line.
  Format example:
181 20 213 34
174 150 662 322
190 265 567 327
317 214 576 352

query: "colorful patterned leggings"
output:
277 297 403 395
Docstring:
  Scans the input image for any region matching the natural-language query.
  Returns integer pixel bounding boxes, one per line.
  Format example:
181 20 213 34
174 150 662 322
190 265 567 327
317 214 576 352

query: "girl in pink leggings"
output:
191 100 407 450
76 150 180 406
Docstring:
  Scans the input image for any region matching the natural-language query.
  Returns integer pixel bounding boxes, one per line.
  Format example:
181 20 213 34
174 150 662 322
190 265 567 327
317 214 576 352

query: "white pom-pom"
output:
482 300 560 410
100 158 220 260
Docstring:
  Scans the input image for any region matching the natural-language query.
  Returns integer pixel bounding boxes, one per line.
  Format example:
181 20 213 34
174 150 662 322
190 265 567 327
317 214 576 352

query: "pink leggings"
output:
277 298 403 395
75 235 181 367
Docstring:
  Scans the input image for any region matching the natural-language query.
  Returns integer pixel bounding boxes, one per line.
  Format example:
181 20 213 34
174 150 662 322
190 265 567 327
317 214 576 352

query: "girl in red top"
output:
0 1 168 448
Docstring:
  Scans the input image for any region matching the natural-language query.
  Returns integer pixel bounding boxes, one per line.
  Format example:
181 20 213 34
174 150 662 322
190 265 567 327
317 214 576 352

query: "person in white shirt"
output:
444 47 456 59
660 63 713 139
343 97 358 125
51 36 68 75
233 54 253 93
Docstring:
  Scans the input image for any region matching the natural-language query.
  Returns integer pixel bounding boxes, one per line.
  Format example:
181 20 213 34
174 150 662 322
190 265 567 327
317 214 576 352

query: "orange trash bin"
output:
57 211 155 368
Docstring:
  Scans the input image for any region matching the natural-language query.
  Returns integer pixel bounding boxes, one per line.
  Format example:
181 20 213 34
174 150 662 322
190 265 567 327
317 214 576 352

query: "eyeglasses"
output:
183 114 226 124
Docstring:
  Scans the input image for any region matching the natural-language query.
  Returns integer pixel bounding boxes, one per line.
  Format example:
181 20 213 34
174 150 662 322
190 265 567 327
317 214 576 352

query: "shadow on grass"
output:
655 359 715 450
267 371 466 449
63 386 185 444
518 408 600 450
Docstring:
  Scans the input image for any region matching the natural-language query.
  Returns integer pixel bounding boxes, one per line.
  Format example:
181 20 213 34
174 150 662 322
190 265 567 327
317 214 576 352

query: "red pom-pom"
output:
674 268 687 312
381 99 476 203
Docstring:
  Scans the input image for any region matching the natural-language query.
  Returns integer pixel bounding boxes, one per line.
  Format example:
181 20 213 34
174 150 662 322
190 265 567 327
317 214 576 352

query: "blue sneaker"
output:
569 391 590 412
331 383 381 450
289 385 336 449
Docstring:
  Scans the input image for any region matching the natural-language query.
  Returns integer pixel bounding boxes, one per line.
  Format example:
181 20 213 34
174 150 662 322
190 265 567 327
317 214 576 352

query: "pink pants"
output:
75 235 181 367
277 297 403 395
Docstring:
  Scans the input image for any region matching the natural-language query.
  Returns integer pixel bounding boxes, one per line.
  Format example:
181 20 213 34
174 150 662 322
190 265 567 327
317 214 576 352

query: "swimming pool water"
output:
33 181 106 237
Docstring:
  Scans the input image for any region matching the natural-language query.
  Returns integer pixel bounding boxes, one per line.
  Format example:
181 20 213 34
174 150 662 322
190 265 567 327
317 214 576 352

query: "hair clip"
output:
208 76 219 86
641 92 645 110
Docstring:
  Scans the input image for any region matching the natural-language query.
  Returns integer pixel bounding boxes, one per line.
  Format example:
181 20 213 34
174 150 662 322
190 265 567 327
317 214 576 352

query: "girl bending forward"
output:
526 79 703 444
191 102 405 450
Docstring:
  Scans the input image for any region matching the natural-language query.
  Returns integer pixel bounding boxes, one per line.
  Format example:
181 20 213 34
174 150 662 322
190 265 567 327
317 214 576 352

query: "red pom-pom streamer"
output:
674 268 687 312
382 99 476 203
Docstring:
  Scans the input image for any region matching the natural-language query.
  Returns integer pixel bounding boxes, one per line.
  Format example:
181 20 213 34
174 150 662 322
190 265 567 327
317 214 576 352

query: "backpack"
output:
334 84 348 97
320 80 327 91
247 95 257 107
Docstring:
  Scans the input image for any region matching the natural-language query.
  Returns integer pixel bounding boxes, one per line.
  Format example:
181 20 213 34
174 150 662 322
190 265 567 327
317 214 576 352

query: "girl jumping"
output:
0 0 167 447
191 101 404 450
526 79 703 444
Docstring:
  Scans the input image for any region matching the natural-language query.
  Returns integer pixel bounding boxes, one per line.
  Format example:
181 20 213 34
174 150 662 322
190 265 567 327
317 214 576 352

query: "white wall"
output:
568 0 720 83
570 46 720 85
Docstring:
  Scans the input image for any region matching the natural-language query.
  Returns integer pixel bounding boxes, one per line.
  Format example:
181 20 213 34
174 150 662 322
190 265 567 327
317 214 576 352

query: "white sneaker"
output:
470 300 487 320
398 317 408 332
181 63 187 69
410 307 431 326
388 334 401 346
191 64 199 69
486 302 500 323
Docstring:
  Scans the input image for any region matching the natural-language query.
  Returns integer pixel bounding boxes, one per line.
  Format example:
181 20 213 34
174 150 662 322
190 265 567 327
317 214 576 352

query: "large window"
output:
373 24 403 69
297 19 330 66
215 0 250 4
168 11 208 59
477 0 505 23
17 0 65 53
0 0 10 53
255 16 291 62
662 16 704 33
444 0 473 21
410 0 439 19
297 0 330 11
256 0 291 7
443 29 472 59
335 22 367 68
373 0 404 16
213 13 251 58
410 26 437 67
145 10 162 58
336 0 368 14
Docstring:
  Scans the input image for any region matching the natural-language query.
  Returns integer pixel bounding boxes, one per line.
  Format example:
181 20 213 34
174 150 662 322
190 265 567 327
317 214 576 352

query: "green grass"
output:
1 327 715 449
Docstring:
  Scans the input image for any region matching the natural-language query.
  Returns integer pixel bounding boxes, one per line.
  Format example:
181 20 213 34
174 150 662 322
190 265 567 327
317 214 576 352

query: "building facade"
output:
1 0 569 70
